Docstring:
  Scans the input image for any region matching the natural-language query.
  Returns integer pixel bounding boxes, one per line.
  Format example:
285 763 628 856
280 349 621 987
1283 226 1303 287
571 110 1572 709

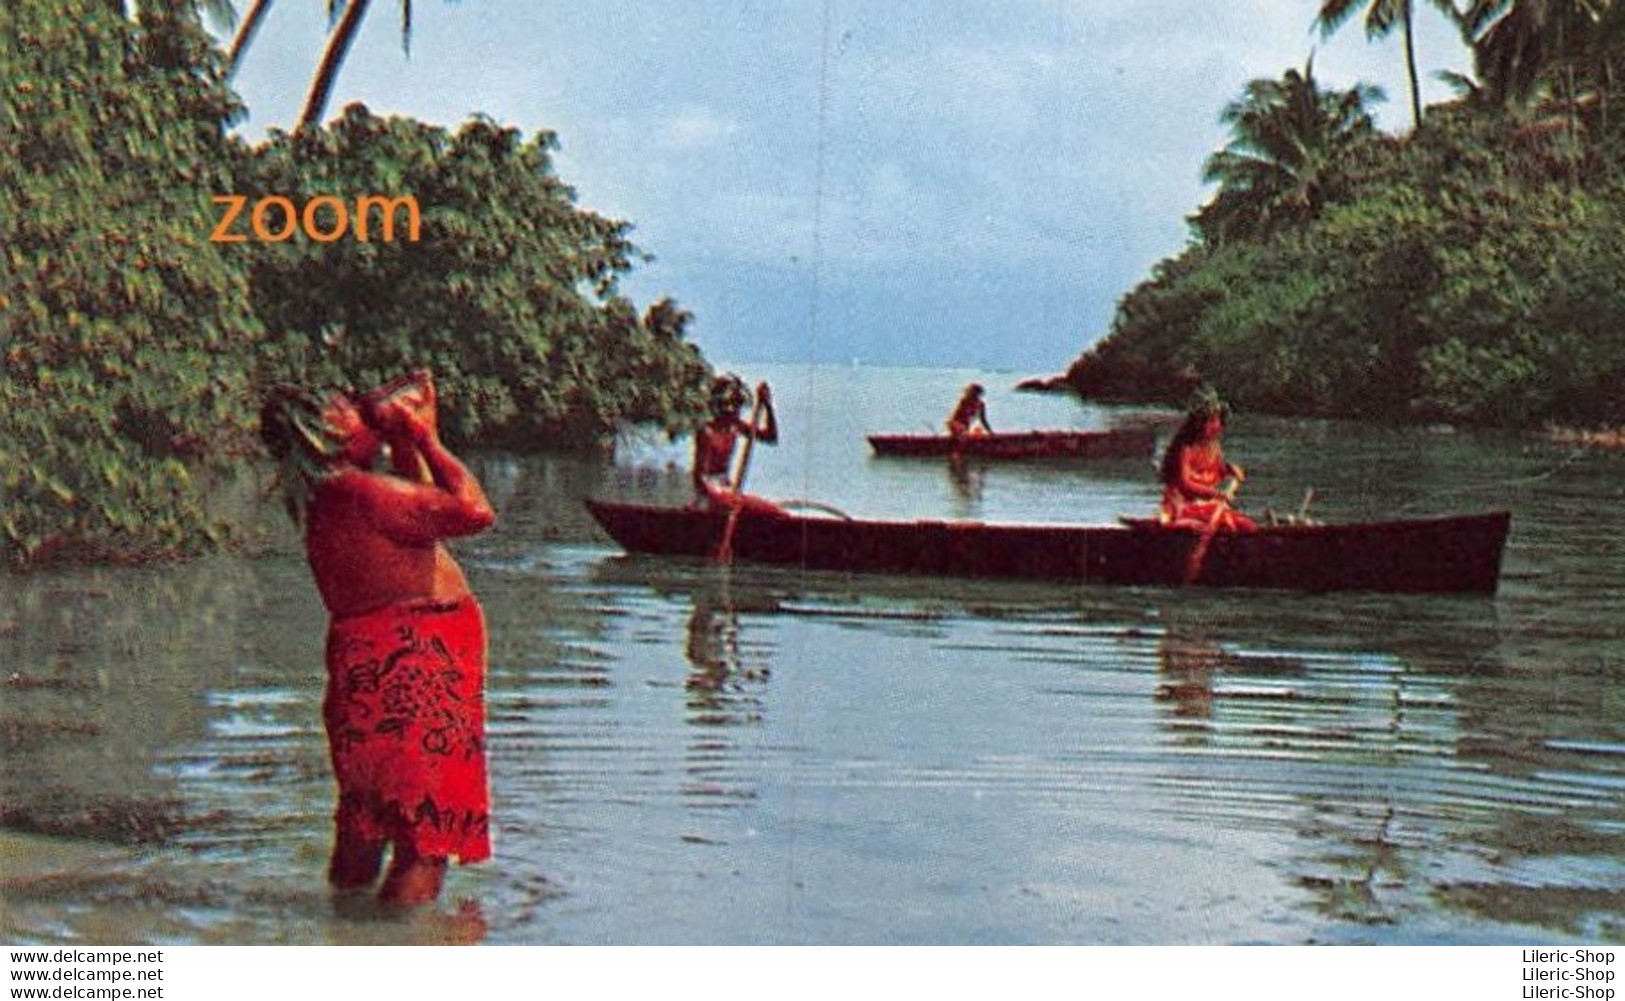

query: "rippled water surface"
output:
4 365 1624 944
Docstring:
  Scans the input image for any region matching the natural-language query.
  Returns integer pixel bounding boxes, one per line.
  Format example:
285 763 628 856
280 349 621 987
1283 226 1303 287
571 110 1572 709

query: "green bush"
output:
1 2 715 569
236 106 711 449
1067 94 1625 430
1 0 263 566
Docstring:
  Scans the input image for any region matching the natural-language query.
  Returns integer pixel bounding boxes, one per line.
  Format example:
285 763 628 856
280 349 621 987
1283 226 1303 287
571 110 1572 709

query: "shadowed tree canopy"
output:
2 0 263 564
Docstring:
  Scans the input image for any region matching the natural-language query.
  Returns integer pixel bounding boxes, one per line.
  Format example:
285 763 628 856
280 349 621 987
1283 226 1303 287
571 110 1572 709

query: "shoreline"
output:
1022 370 1625 449
1548 426 1625 450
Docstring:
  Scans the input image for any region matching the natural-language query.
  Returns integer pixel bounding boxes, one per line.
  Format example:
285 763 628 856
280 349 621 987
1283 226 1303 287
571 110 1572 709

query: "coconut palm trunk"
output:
224 0 273 80
298 0 371 129
1317 0 1458 132
1401 6 1424 129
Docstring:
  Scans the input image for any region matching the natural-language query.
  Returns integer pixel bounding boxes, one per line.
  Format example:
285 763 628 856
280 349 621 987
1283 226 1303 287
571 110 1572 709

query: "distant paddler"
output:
1158 389 1256 534
692 373 785 517
946 382 993 440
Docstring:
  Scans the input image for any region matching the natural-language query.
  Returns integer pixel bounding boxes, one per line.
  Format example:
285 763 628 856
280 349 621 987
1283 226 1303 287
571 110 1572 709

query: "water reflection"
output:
0 560 256 848
1153 629 1223 724
1140 595 1625 941
1147 612 1425 929
328 894 489 945
683 578 771 726
945 455 985 515
7 379 1625 944
675 579 766 824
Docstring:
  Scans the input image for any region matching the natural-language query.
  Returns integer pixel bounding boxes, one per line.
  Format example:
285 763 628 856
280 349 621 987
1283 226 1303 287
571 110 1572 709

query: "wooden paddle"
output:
713 388 766 564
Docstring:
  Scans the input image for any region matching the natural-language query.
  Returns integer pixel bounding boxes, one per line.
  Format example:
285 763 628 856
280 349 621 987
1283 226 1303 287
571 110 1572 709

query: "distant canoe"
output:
585 500 1511 595
866 428 1155 460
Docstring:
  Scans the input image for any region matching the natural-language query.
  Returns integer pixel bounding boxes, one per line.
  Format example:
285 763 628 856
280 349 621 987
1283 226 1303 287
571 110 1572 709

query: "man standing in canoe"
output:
1158 390 1256 533
258 372 496 907
692 373 782 514
946 383 993 439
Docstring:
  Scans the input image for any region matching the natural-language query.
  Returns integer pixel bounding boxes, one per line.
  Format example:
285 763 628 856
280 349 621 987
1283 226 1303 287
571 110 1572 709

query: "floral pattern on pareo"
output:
323 598 491 864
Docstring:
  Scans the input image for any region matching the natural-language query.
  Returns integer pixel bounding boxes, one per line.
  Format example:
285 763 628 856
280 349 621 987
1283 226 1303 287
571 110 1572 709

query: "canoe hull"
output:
584 501 1512 595
867 428 1155 460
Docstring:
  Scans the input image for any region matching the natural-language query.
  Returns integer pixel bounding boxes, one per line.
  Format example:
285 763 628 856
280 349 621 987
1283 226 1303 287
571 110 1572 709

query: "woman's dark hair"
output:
258 385 320 461
257 384 351 523
1157 394 1230 486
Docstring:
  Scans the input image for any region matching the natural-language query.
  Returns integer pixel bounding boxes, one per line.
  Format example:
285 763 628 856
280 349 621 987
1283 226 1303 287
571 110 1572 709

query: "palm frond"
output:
196 0 239 31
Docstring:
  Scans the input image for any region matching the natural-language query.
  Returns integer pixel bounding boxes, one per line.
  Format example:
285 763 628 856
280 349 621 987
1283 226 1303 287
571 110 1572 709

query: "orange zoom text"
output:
210 194 422 243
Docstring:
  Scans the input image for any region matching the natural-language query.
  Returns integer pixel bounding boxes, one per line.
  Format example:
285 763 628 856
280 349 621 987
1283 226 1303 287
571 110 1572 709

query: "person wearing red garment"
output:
946 382 992 439
692 373 783 516
259 372 496 907
1158 392 1256 533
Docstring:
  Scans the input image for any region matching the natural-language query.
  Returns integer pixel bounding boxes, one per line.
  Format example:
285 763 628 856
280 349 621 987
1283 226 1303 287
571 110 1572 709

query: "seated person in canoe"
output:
1158 390 1256 533
946 383 993 438
692 373 784 515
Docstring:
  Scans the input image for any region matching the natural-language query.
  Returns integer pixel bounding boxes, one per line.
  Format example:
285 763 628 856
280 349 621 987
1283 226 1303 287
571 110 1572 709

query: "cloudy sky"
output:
222 1 1474 374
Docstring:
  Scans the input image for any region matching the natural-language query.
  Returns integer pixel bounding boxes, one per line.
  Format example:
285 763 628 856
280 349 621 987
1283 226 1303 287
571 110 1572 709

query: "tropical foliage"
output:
298 0 420 130
1462 0 1625 109
2 0 263 564
220 0 432 130
1192 60 1384 244
3 0 712 568
1315 0 1460 129
235 105 709 448
1066 2 1625 431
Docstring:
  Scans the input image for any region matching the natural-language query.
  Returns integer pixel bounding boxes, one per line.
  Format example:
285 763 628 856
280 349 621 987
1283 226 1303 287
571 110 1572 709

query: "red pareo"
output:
946 396 989 437
1161 441 1256 532
323 596 491 864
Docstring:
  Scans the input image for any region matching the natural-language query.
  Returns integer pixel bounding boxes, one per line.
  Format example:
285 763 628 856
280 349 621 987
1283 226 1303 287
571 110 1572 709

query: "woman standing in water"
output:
259 372 496 907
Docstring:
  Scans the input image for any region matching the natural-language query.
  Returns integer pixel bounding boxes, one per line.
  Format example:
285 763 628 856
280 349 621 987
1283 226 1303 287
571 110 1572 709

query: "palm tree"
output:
213 1 422 129
1460 0 1617 107
1316 0 1462 131
300 0 364 128
1460 1 1625 182
223 0 274 79
195 0 241 29
1194 59 1385 244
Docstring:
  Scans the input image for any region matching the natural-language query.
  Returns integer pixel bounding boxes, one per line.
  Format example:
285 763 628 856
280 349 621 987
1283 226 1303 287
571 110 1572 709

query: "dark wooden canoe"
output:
866 428 1156 460
584 500 1511 595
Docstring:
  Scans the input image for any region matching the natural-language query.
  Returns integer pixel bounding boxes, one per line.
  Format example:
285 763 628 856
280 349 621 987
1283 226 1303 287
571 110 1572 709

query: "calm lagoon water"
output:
3 363 1624 945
